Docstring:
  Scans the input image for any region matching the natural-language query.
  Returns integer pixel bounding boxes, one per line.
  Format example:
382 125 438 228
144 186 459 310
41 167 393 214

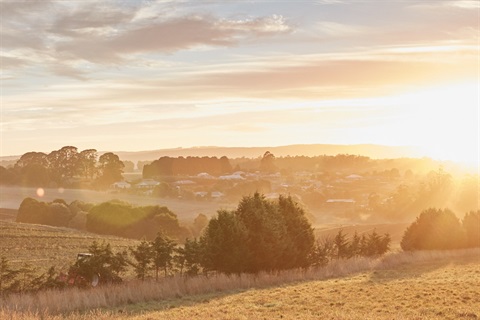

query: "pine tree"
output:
130 240 153 280
0 256 18 295
151 233 176 280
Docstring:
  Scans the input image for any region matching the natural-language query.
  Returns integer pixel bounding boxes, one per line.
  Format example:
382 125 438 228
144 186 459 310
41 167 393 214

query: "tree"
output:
95 152 124 188
151 233 176 280
277 195 314 268
192 213 209 237
362 230 390 256
70 241 128 285
463 210 480 248
333 230 349 259
17 197 51 225
130 240 153 280
0 256 18 295
260 151 276 173
200 193 315 274
182 238 203 276
15 152 48 169
47 146 79 184
201 210 250 274
77 149 98 180
348 232 361 257
401 208 465 251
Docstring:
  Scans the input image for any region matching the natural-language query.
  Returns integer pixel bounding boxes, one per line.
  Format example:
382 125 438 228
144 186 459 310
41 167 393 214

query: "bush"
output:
401 208 465 251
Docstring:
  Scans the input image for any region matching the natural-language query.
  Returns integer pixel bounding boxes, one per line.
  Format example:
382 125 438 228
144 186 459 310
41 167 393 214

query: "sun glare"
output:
390 81 479 167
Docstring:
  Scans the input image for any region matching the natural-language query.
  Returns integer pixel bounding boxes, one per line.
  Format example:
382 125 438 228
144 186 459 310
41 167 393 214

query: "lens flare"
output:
36 188 45 197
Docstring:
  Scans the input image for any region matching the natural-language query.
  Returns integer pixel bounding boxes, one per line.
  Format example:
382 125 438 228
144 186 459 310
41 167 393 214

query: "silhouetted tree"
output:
260 151 276 172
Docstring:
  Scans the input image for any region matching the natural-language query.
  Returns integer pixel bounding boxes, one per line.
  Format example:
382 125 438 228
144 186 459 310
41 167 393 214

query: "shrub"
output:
401 208 465 251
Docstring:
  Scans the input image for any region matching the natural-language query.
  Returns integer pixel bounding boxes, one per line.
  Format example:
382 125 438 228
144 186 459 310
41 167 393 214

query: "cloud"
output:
316 21 370 37
55 14 291 64
1 56 29 69
49 7 135 37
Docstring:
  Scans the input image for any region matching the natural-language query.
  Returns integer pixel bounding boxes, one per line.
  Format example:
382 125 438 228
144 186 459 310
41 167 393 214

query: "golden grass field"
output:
0 219 139 270
1 249 479 320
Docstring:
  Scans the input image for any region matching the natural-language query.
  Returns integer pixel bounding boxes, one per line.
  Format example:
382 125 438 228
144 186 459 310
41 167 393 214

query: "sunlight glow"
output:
389 81 479 166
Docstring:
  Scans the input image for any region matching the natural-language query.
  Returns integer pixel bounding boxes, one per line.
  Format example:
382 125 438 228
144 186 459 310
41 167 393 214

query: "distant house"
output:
111 181 131 189
135 179 160 189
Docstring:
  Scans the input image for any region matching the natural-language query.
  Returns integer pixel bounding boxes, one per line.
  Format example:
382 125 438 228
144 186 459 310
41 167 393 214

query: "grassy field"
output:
0 220 139 271
1 249 479 319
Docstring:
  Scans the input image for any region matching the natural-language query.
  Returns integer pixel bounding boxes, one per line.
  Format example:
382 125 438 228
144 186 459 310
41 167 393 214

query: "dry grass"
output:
0 220 139 271
2 248 479 319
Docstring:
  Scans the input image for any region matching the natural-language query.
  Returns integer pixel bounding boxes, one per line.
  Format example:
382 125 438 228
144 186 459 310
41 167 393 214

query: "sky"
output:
1 0 479 166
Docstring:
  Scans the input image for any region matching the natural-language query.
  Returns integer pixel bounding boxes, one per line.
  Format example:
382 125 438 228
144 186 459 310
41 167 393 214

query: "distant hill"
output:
113 144 419 163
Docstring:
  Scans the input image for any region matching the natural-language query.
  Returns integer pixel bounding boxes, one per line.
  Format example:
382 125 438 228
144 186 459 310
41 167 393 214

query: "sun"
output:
390 81 479 168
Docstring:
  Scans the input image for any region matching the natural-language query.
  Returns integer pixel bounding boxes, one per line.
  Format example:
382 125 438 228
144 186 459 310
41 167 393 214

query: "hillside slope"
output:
0 220 139 270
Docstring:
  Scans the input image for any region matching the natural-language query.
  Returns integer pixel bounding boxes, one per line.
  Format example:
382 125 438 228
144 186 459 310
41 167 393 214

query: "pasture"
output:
1 249 479 319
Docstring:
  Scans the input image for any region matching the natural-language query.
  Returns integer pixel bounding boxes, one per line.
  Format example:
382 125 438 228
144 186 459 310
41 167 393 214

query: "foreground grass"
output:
2 249 479 320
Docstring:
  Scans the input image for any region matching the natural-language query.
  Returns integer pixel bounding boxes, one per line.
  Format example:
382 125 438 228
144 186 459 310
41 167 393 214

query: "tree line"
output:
0 146 124 189
143 156 232 177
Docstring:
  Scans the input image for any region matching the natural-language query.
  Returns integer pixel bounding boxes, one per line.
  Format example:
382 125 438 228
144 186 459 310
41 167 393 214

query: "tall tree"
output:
151 233 176 280
260 151 276 173
201 193 315 274
95 152 124 188
77 149 98 180
130 240 153 281
47 146 79 184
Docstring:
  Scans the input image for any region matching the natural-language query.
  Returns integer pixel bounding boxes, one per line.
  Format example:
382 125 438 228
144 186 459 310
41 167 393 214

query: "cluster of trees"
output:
311 230 391 266
143 156 232 177
0 146 124 189
87 201 190 241
17 198 91 228
16 198 192 241
401 208 480 251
